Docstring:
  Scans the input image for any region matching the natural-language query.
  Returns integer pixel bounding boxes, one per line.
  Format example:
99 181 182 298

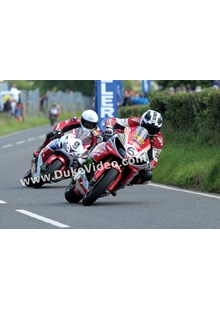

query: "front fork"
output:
73 160 122 197
32 153 43 178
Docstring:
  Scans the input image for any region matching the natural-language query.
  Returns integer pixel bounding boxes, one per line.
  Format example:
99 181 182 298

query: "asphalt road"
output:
0 125 220 229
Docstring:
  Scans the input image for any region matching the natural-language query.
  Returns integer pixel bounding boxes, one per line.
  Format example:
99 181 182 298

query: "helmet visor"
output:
81 118 97 129
147 125 160 136
141 121 160 136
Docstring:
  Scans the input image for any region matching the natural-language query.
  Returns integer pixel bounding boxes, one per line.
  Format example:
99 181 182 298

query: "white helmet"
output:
81 110 98 131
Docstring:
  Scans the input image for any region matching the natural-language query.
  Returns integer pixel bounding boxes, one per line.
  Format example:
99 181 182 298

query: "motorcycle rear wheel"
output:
65 181 83 203
82 167 119 206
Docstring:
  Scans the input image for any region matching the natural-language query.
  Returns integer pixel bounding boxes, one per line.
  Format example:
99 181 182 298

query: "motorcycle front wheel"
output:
33 159 63 188
65 181 83 203
82 167 119 206
23 169 34 187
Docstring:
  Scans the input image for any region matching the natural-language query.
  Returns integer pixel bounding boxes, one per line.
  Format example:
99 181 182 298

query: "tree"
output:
7 80 35 90
33 80 95 96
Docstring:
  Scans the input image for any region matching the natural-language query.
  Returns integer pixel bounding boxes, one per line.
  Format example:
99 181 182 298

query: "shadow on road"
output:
60 200 145 208
15 185 68 190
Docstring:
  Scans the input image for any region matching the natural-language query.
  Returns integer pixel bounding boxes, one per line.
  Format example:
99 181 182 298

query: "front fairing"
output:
33 131 91 178
88 126 151 172
108 126 151 161
61 131 92 156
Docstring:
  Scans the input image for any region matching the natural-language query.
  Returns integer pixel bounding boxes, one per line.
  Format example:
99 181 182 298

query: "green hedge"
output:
118 105 148 118
118 89 220 193
119 88 220 144
150 89 220 143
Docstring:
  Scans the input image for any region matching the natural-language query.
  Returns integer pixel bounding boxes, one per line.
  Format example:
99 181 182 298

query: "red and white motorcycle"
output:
65 126 151 206
23 128 94 188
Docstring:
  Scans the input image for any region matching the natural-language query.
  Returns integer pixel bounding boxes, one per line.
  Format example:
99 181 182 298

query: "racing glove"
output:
103 127 114 141
70 152 88 170
46 129 62 140
71 158 80 169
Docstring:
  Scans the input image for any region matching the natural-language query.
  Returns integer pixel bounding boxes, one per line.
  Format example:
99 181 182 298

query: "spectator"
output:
168 87 175 95
131 93 149 105
10 84 21 115
186 84 192 92
122 89 133 107
39 93 48 113
10 84 20 102
15 101 23 122
212 80 220 89
10 100 17 115
3 94 13 112
195 85 202 92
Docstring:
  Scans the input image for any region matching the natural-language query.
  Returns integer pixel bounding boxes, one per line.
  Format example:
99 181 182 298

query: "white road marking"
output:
16 140 25 145
1 135 42 148
0 131 22 139
16 210 70 228
0 125 49 140
2 144 13 148
149 183 220 200
0 200 7 204
27 137 36 142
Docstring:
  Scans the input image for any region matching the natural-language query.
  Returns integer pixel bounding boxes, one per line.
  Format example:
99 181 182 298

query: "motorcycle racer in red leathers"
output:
103 109 164 185
32 110 101 165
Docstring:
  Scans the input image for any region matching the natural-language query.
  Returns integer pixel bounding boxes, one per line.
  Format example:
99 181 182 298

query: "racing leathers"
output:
33 117 101 163
39 127 101 172
104 116 164 185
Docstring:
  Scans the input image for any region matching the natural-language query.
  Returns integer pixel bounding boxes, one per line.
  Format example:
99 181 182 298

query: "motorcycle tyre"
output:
23 169 34 187
82 167 119 206
65 181 83 203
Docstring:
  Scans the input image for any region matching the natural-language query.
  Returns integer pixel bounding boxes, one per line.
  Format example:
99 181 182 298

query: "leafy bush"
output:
151 89 220 139
118 89 220 192
118 106 148 118
119 88 220 144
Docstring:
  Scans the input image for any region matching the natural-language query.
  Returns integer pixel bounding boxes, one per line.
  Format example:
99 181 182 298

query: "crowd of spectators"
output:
166 80 220 95
120 89 150 107
1 84 24 122
118 80 220 108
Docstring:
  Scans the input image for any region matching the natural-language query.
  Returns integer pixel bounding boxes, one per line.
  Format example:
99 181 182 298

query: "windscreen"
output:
75 128 92 145
132 126 148 145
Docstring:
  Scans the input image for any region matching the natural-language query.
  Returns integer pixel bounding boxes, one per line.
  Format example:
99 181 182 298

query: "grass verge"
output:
152 137 220 193
0 112 79 136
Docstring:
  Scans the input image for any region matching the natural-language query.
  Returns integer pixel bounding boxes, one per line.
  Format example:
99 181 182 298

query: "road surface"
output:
1 125 220 229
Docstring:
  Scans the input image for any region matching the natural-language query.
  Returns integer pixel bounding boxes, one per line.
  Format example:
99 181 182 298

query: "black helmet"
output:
140 110 163 136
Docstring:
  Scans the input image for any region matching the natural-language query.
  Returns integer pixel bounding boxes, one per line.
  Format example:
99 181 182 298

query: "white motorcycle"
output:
23 128 94 188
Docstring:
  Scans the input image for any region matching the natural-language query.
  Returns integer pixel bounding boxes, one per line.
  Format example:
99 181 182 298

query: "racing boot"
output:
111 184 125 197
